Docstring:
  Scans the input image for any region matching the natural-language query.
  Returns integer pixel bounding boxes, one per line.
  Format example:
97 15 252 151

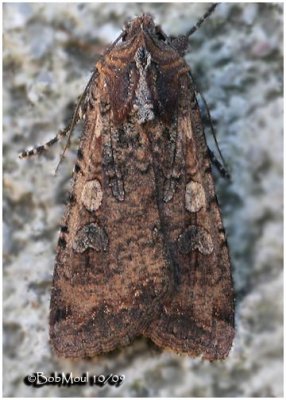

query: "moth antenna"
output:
19 72 95 171
104 31 124 55
18 90 86 163
19 29 122 171
55 30 125 172
186 3 218 38
18 125 72 160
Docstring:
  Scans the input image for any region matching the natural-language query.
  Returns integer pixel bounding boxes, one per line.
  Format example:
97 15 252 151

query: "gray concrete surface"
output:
3 2 283 397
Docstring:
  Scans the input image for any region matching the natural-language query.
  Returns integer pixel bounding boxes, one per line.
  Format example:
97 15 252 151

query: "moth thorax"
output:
134 46 154 124
134 46 151 70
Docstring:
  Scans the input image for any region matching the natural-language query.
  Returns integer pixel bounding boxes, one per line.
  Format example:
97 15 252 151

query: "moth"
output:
20 5 234 360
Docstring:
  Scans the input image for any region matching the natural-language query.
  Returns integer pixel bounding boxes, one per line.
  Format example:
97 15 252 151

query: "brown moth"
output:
21 7 234 360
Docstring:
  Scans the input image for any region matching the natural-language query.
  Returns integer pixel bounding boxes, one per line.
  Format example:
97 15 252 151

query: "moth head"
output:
122 14 167 42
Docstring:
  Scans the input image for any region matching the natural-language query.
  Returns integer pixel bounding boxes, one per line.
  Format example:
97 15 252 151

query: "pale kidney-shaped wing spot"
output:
185 181 206 213
81 179 103 211
178 225 214 255
73 223 108 253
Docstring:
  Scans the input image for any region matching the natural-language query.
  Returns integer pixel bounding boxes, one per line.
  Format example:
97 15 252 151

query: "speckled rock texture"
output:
3 3 283 397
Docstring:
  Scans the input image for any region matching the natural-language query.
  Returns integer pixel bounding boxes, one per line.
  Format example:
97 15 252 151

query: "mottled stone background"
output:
3 2 283 397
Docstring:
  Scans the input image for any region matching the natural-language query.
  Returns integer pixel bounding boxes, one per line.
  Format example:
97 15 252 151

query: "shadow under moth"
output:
20 4 235 360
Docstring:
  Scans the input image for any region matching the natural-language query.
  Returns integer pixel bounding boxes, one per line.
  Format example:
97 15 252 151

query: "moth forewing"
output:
21 10 234 359
49 32 177 357
145 73 234 360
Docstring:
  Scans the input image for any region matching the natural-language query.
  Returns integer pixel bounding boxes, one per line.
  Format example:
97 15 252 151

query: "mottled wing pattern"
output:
144 74 234 360
49 14 234 359
50 73 174 357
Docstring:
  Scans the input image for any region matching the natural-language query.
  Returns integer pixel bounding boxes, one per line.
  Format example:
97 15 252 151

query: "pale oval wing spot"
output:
81 179 103 211
185 181 206 213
